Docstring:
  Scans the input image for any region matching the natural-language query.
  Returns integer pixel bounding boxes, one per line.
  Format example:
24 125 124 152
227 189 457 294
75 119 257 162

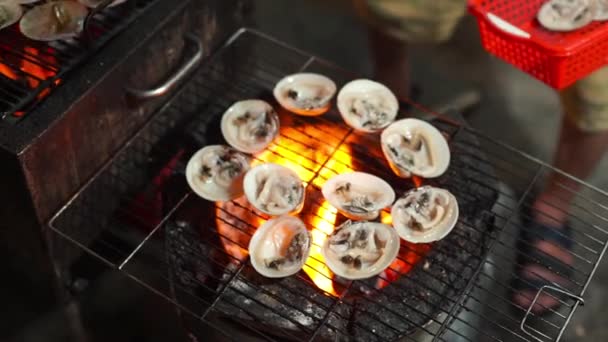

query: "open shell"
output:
537 0 595 31
273 73 337 116
381 118 450 178
244 163 305 216
249 215 311 278
185 145 251 202
0 2 22 31
322 172 395 220
391 186 459 243
221 99 280 154
321 220 400 280
20 1 88 41
337 79 398 133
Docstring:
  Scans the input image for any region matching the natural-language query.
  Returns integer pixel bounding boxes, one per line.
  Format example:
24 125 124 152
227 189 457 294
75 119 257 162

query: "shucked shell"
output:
19 1 89 41
0 2 23 31
381 118 450 178
273 73 337 116
243 163 305 216
322 172 395 220
221 100 280 154
391 186 459 243
249 215 311 278
537 0 595 31
337 79 398 133
185 145 250 202
321 220 400 280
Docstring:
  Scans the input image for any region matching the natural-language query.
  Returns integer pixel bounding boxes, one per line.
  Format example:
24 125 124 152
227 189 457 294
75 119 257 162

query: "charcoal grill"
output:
49 29 608 341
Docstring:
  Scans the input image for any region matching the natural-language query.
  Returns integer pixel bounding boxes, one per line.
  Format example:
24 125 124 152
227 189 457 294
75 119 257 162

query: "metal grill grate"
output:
0 0 160 122
49 29 608 341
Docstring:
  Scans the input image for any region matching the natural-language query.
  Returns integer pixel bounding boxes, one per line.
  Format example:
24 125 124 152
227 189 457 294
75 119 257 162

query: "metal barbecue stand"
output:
49 29 608 341
0 0 158 123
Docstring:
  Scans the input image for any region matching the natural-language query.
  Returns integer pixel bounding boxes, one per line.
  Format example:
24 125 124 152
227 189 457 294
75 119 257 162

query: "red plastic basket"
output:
469 0 608 90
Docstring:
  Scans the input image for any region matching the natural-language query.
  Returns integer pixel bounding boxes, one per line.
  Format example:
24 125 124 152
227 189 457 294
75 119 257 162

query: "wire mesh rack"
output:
49 28 608 342
0 0 161 122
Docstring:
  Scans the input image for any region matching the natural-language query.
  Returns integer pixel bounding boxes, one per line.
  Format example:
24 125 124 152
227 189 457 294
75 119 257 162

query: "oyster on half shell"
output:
0 2 22 31
337 79 398 133
243 163 305 216
391 186 459 243
20 1 88 41
321 220 400 280
322 172 395 220
273 73 337 116
537 0 595 31
185 145 250 202
221 99 280 154
249 215 311 278
381 118 450 178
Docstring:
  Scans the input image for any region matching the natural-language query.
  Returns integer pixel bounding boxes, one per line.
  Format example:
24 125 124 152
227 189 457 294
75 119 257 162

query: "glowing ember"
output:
0 62 17 80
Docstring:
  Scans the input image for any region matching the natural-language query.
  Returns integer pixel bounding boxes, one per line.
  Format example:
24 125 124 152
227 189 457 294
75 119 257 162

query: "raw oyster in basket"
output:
249 215 311 278
537 0 595 31
221 99 280 154
78 0 128 8
0 2 22 31
273 73 337 116
243 163 305 216
391 186 459 243
337 79 398 133
321 220 400 280
185 145 251 202
380 118 450 178
322 172 395 220
19 1 89 41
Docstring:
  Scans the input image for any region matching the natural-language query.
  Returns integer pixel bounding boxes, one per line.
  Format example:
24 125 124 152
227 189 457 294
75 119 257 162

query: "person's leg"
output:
514 67 608 313
368 26 410 98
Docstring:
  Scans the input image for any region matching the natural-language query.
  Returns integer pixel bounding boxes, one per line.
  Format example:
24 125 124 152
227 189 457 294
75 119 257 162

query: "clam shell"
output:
273 73 337 116
185 145 250 202
391 186 459 243
0 2 23 31
19 1 88 41
322 172 395 220
337 79 398 133
537 0 595 31
249 215 311 278
321 220 400 280
221 99 280 154
381 118 450 178
243 163 305 216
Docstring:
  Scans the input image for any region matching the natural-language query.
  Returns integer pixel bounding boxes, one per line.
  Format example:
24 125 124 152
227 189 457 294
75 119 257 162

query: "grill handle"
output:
127 33 203 100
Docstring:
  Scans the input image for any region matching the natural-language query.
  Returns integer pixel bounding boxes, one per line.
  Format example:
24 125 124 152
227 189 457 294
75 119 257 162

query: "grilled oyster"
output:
0 2 22 31
337 79 398 133
322 220 399 280
185 145 250 202
19 1 88 41
391 186 459 243
249 215 311 278
221 99 280 154
243 163 305 216
78 0 127 8
381 118 450 178
537 0 595 31
322 172 395 220
273 73 337 116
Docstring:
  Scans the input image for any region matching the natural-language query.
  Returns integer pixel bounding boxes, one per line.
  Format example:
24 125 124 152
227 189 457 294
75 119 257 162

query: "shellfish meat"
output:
381 118 450 178
0 2 22 31
19 1 88 41
337 79 398 133
391 186 459 243
321 220 400 280
249 215 311 278
185 145 250 202
221 99 280 154
322 172 395 220
537 0 595 31
273 73 337 116
243 163 305 216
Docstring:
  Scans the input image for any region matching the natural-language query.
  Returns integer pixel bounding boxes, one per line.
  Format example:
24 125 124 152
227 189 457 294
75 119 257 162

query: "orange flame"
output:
0 62 17 80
